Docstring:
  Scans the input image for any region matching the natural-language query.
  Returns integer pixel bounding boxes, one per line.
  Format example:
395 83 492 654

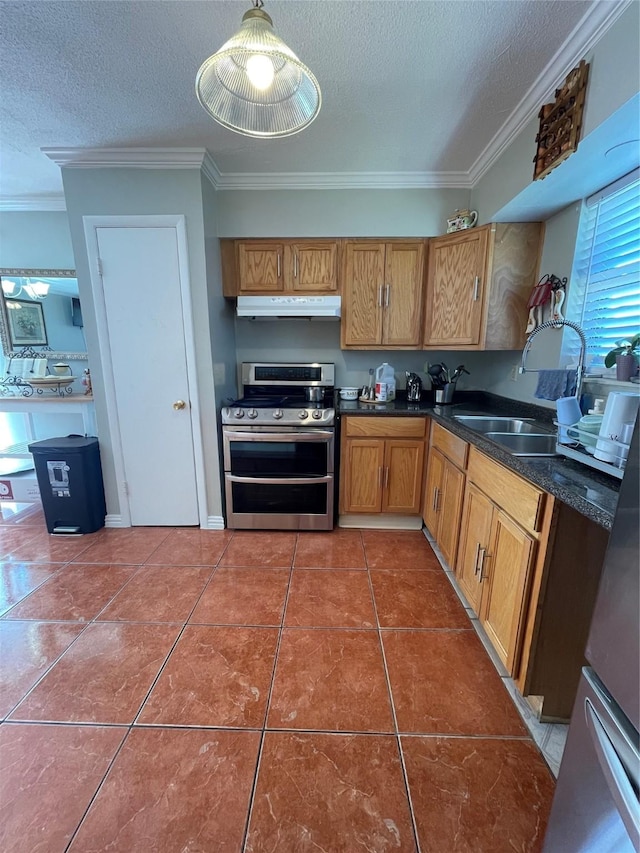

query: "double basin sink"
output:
453 416 557 456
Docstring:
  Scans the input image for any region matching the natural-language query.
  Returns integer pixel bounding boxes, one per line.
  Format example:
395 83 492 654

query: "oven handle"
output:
224 430 334 442
226 474 334 485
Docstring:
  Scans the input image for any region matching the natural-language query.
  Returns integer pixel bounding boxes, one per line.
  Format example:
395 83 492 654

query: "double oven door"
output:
223 426 334 530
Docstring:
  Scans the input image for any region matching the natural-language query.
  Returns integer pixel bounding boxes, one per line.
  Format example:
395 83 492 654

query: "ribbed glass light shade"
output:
196 7 321 138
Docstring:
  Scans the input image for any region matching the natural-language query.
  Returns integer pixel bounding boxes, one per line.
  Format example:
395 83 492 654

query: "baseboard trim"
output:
204 515 226 530
105 514 125 528
338 514 423 530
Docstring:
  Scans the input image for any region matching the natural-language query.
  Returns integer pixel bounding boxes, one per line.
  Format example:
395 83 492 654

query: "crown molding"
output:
211 170 472 190
468 0 634 186
0 195 67 212
201 152 222 189
42 147 208 169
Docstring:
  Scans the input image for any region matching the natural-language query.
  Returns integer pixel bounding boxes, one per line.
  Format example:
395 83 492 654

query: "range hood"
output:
236 295 341 320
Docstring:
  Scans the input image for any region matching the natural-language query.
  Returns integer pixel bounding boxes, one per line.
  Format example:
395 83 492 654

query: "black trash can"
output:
28 436 106 535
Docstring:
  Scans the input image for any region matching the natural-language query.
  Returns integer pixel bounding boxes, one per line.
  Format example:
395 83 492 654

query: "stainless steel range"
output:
222 363 335 530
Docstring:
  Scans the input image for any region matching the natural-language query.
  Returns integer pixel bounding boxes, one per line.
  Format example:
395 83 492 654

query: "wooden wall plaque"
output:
533 60 589 181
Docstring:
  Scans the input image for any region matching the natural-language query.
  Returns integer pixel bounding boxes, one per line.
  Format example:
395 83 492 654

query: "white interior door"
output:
90 222 201 526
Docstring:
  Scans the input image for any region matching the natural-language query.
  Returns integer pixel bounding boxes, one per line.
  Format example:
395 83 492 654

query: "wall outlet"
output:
510 364 519 382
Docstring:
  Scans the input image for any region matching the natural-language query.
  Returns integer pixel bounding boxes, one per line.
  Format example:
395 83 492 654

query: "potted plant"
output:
604 333 640 381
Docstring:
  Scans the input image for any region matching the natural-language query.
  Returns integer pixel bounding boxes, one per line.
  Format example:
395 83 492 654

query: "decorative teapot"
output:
447 209 478 233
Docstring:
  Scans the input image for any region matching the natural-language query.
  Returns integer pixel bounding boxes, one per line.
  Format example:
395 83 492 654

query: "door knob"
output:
173 400 186 410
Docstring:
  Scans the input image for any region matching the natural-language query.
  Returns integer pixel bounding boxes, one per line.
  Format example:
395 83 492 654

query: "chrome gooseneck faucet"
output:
519 319 587 401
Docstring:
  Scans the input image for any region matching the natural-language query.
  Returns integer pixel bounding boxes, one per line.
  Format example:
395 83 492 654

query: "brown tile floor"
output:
0 506 555 852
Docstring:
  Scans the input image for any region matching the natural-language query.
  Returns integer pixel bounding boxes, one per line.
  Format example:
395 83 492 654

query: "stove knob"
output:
311 409 323 420
298 410 309 420
247 409 258 419
273 409 284 420
234 408 245 419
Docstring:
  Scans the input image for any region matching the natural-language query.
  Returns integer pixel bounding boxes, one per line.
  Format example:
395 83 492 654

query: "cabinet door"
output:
480 509 536 674
285 242 338 292
423 446 444 537
423 228 488 347
382 242 425 347
456 483 493 614
341 243 385 346
342 438 385 513
438 458 465 569
238 242 284 292
383 439 425 513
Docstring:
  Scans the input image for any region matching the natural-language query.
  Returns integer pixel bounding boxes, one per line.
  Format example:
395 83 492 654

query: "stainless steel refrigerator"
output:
544 415 640 851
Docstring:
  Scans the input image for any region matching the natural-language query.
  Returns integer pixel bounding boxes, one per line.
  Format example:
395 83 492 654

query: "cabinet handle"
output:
432 486 439 512
474 542 481 575
384 466 389 488
378 284 383 307
478 548 488 580
293 252 298 278
385 284 390 307
378 466 384 488
277 254 281 278
473 276 480 301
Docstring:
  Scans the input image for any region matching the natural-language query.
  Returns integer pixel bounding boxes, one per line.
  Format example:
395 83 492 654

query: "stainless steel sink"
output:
454 416 539 434
485 432 558 456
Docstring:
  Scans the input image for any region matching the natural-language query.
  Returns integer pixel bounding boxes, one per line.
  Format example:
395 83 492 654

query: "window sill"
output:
583 375 639 388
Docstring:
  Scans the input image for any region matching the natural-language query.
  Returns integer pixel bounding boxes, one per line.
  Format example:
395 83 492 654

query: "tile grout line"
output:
128 558 229 729
240 534 298 852
60 536 244 850
363 533 423 853
62 722 132 852
0 561 71 618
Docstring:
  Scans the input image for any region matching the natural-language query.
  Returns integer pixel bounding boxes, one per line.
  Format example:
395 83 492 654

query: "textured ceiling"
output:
0 0 608 202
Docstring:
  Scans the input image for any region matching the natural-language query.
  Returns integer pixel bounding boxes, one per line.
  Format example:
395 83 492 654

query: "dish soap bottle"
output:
375 363 396 402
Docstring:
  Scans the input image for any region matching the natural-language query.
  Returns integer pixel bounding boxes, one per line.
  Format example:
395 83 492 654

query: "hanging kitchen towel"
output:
534 369 576 400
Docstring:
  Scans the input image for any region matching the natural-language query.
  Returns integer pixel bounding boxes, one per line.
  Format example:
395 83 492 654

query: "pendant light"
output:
195 0 321 138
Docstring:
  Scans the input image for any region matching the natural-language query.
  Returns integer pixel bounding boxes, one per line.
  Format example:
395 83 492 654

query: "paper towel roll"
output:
556 396 582 443
594 392 640 464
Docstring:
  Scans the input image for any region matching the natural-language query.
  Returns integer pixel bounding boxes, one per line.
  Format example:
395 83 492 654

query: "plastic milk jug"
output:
375 363 396 401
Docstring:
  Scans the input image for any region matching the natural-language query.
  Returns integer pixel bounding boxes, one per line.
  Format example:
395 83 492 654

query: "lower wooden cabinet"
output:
452 444 612 721
457 479 536 672
481 510 535 673
423 423 468 568
423 446 465 568
340 417 426 515
456 482 493 614
456 450 541 674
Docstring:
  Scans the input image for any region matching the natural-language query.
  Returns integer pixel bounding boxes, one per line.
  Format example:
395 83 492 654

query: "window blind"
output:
569 170 640 369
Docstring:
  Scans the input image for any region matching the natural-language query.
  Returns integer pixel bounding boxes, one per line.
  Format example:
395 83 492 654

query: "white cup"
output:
556 396 582 443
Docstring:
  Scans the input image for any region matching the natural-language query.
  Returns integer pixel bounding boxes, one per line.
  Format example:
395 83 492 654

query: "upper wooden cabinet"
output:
341 241 426 349
221 239 340 296
237 241 284 292
423 222 543 350
284 242 338 292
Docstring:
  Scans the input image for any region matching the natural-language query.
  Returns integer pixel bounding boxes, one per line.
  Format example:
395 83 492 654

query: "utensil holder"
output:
435 383 455 404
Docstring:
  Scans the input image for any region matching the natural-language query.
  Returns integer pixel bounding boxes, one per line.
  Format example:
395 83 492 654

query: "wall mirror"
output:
0 268 88 361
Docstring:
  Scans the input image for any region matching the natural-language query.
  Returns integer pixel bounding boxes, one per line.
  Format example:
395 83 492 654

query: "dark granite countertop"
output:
337 391 620 530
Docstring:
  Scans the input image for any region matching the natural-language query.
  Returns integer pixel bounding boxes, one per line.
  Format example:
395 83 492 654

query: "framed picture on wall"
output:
5 299 48 347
